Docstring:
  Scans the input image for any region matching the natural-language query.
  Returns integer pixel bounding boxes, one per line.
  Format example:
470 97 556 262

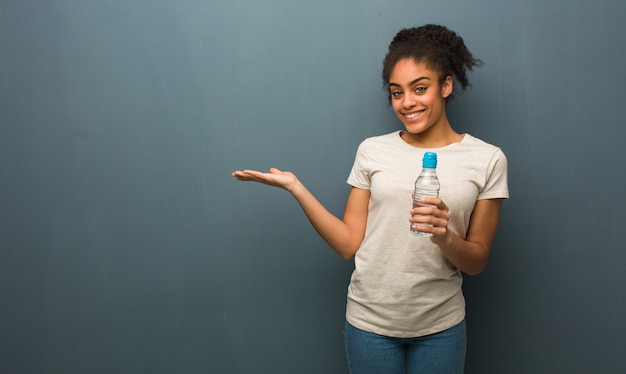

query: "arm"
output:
232 168 369 259
411 197 504 275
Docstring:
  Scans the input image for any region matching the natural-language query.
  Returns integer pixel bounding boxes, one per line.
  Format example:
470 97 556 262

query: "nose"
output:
402 93 416 109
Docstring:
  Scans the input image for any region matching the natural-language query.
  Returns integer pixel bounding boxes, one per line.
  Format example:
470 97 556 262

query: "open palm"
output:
232 168 298 191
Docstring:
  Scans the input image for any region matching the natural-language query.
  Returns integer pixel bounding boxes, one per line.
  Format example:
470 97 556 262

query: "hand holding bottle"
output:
411 152 440 237
410 196 451 244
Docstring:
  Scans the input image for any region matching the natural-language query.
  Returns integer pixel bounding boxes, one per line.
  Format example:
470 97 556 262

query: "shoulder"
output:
351 131 406 167
358 131 402 149
461 134 507 160
462 134 501 151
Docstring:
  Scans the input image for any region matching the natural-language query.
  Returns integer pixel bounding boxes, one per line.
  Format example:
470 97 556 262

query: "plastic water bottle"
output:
411 152 440 237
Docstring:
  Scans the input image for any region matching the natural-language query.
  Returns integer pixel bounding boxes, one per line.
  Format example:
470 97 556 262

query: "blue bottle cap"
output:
422 152 437 168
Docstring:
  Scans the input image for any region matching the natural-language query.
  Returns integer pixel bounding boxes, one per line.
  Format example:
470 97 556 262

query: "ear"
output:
442 76 453 98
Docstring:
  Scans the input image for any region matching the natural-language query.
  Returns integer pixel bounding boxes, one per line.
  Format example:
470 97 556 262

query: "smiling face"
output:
389 59 453 136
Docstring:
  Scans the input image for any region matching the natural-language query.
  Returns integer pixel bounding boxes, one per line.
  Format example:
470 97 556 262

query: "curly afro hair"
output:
382 24 483 102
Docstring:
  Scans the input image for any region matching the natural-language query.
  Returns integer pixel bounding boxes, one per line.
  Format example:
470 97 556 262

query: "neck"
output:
400 125 463 148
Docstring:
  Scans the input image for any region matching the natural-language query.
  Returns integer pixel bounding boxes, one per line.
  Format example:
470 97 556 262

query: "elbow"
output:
462 258 489 276
331 237 361 260
339 252 356 261
463 267 485 276
335 244 359 260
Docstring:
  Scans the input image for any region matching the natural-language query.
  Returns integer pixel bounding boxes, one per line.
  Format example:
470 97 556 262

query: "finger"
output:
410 213 435 225
233 170 263 182
431 206 449 219
232 170 249 180
241 170 266 179
411 204 437 216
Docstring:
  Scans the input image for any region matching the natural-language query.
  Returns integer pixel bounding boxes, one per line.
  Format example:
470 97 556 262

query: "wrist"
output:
287 179 304 195
433 229 454 248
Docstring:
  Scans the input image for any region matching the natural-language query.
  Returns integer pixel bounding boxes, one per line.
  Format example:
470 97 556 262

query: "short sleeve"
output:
478 148 509 200
347 141 371 190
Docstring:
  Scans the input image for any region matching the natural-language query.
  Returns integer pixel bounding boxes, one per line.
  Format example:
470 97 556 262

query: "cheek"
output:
391 100 403 113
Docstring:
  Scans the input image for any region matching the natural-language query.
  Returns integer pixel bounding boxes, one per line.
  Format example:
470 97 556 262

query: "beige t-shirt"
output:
346 131 509 338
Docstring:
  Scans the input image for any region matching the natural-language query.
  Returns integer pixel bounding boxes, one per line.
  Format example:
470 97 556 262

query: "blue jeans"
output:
344 319 466 374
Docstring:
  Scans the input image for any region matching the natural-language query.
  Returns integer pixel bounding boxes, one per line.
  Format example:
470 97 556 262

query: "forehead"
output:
389 58 439 83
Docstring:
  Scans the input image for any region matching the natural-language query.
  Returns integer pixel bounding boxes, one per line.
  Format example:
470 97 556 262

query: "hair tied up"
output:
383 24 483 102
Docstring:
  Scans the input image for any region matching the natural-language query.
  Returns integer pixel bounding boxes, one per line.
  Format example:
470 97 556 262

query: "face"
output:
388 59 452 135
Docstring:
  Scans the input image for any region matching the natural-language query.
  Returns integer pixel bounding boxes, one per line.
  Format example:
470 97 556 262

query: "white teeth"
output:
405 111 422 119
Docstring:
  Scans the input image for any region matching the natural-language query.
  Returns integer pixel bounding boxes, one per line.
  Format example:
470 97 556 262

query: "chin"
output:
404 125 429 134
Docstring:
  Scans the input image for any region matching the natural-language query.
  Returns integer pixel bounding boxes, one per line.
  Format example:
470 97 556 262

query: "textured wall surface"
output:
1 1 624 373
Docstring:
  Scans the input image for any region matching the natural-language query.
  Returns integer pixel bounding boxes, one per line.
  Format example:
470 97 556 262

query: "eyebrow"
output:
389 76 431 87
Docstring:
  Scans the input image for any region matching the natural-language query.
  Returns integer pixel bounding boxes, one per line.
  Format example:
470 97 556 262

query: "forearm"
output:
232 168 366 259
426 198 503 275
289 181 362 259
436 232 491 275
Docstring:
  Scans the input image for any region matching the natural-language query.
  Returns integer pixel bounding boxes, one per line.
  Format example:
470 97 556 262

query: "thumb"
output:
269 167 282 174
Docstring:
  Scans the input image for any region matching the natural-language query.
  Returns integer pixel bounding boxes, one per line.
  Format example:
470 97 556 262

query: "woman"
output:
232 24 508 374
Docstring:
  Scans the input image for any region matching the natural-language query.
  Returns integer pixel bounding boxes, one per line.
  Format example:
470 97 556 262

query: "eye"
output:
414 86 426 93
391 91 403 98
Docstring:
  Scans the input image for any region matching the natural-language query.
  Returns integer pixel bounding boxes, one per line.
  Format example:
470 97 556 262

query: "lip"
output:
403 110 425 120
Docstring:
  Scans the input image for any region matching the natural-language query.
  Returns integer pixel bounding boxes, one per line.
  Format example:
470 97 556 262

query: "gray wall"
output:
1 0 624 373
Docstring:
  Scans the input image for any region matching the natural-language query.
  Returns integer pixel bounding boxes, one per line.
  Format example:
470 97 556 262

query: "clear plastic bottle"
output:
411 152 440 237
